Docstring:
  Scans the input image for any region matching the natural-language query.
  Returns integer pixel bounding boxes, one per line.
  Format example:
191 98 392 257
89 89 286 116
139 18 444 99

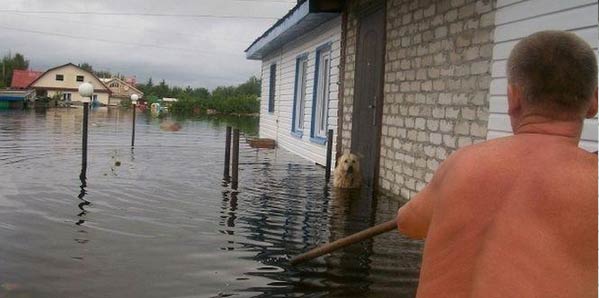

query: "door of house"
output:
351 4 385 190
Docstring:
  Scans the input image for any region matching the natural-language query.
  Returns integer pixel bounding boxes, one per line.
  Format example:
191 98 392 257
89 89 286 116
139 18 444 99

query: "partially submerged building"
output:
245 0 343 166
27 63 112 105
0 90 35 109
249 0 598 198
101 77 144 106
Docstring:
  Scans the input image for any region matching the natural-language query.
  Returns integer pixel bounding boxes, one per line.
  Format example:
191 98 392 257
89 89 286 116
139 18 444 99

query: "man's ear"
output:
507 83 522 117
585 88 598 119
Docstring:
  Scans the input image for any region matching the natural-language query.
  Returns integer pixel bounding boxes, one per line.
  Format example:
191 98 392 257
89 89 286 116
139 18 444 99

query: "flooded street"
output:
0 108 422 298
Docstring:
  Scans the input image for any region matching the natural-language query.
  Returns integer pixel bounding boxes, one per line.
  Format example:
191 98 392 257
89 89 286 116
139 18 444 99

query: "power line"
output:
0 25 243 56
0 9 282 20
4 12 254 45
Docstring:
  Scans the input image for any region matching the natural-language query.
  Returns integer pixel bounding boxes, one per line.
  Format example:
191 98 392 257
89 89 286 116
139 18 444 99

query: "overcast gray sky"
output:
0 0 296 89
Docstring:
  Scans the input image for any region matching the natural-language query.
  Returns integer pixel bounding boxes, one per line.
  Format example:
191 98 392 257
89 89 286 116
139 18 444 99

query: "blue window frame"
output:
268 63 276 113
310 43 332 144
291 53 308 138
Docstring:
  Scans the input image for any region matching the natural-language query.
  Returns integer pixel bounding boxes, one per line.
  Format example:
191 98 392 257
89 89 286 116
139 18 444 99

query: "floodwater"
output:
0 108 423 298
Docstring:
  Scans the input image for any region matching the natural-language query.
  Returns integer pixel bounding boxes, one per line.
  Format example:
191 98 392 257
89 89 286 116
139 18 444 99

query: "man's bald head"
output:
507 31 597 120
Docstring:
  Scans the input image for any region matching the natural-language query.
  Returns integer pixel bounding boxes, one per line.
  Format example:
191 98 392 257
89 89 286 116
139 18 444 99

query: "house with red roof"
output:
10 69 43 89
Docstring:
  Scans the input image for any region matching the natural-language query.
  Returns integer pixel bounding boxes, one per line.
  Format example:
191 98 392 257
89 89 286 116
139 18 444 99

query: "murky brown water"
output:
0 108 422 298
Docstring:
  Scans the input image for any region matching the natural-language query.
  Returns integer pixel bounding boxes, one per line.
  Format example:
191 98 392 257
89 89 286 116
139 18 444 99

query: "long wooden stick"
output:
290 219 397 265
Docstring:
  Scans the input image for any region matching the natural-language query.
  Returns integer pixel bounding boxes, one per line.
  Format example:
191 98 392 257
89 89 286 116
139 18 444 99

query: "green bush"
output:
137 76 261 115
169 94 259 115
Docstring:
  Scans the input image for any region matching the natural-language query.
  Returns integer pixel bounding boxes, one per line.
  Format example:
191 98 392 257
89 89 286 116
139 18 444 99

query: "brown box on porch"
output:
248 138 276 149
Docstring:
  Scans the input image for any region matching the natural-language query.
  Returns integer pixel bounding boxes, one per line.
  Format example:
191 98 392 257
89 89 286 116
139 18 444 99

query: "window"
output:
62 93 71 101
292 54 308 135
268 64 276 113
76 75 84 82
311 44 332 142
56 74 64 81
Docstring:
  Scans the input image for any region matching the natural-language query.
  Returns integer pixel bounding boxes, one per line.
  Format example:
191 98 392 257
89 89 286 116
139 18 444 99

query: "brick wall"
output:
340 0 496 199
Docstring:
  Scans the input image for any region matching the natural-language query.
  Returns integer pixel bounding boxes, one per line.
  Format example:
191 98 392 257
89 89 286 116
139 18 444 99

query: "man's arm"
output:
396 152 455 239
396 184 435 239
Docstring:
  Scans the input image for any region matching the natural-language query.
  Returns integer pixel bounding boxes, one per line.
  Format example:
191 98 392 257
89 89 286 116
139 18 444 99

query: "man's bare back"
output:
398 133 597 297
396 30 598 298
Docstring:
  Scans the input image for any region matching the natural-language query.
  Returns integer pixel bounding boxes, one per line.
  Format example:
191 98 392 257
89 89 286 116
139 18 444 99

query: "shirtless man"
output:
396 31 598 297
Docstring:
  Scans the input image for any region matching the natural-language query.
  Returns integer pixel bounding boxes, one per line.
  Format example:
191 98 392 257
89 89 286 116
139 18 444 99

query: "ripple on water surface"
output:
0 109 422 297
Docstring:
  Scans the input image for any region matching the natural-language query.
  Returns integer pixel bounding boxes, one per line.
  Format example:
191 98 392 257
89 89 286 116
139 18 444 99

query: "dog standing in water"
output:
333 153 362 189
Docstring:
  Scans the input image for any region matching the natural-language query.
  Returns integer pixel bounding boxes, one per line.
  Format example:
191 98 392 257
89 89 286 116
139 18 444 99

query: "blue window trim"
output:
291 130 303 138
310 136 327 145
291 52 309 137
268 63 277 113
310 42 332 145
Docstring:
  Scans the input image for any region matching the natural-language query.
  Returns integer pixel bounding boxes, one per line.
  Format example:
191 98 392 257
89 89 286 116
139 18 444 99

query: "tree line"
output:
136 76 261 115
0 52 29 88
0 52 261 115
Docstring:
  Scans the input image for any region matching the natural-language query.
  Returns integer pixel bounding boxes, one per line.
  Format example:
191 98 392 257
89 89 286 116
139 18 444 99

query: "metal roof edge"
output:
245 1 310 60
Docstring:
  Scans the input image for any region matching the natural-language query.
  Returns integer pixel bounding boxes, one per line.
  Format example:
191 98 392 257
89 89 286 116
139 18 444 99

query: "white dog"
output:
333 153 362 189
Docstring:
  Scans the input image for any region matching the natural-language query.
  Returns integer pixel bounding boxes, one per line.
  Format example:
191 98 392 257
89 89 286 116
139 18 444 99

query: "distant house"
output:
10 70 42 89
101 77 144 106
28 63 111 105
245 0 343 166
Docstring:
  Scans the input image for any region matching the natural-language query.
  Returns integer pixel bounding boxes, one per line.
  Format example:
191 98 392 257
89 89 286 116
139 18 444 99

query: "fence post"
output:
231 129 240 190
325 129 334 182
224 126 232 178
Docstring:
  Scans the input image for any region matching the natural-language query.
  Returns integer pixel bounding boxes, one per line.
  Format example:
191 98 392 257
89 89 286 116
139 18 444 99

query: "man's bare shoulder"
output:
437 137 515 179
445 134 596 168
439 135 597 196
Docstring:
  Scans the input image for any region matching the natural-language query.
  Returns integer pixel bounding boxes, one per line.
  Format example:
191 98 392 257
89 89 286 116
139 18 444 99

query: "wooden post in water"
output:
231 128 240 190
325 129 334 182
224 126 232 178
131 103 136 147
82 101 89 171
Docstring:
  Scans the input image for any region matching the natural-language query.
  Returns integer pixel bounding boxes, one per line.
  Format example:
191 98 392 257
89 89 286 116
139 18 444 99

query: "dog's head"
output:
336 153 360 176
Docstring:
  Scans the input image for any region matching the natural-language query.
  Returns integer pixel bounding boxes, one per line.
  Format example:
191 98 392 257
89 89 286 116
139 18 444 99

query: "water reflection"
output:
0 109 422 297
76 167 90 226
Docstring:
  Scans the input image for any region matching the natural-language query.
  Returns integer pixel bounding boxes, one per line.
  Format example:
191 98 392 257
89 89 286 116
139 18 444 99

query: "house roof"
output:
27 63 112 94
10 69 42 89
245 0 342 60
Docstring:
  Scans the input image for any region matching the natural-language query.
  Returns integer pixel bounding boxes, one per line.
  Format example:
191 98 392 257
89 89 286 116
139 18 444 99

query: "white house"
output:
28 63 111 105
245 0 343 166
487 0 598 151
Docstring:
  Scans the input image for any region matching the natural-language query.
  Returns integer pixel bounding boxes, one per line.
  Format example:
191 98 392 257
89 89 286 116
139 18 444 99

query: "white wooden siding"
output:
259 16 341 165
488 0 599 152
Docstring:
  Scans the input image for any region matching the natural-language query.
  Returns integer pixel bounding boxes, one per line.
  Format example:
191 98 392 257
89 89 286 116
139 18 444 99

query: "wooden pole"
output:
290 219 397 265
131 103 136 147
231 128 239 190
325 129 334 181
224 126 232 178
81 101 89 172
